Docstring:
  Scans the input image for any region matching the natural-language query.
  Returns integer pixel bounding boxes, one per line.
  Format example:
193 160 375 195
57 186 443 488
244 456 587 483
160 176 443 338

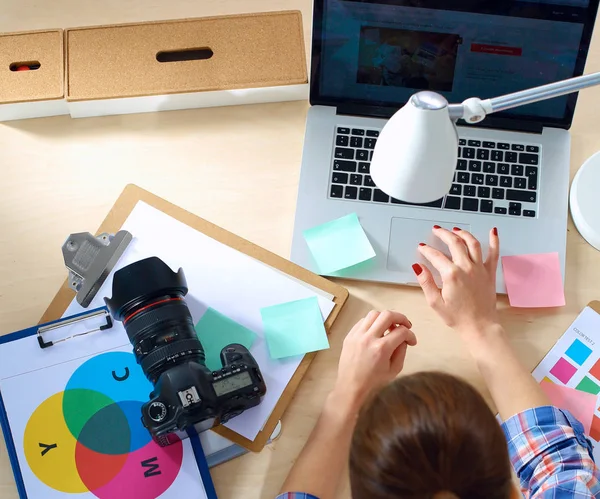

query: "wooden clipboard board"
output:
39 184 349 452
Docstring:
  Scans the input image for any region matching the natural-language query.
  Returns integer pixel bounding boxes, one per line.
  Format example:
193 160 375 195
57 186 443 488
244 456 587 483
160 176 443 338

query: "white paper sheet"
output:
531 306 600 461
54 201 333 441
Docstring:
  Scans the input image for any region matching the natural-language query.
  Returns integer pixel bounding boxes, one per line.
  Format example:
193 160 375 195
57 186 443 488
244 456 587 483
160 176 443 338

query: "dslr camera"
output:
105 257 266 446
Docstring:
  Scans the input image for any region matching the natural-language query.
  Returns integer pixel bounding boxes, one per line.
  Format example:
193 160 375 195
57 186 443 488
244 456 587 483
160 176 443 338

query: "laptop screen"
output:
311 0 599 128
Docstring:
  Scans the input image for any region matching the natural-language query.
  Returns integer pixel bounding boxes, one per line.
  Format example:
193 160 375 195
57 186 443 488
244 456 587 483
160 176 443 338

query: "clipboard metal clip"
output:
62 230 133 308
37 308 113 349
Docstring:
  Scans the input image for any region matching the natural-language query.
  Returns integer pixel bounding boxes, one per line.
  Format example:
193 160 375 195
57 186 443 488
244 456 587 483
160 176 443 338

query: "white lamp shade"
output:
371 93 459 204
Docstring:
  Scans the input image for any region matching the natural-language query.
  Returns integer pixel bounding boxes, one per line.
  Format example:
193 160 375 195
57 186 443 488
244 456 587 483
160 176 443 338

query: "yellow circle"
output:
23 392 87 493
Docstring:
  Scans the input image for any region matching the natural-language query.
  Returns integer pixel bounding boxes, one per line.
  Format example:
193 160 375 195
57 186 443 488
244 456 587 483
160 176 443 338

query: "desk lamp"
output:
370 72 600 250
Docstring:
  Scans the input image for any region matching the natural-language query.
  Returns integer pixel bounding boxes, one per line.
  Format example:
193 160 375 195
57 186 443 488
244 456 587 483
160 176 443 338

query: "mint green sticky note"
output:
195 308 257 372
260 296 329 360
303 213 376 274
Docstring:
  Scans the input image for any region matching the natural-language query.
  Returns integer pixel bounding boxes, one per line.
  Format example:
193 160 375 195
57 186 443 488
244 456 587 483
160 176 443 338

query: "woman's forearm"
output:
279 390 360 498
466 324 549 421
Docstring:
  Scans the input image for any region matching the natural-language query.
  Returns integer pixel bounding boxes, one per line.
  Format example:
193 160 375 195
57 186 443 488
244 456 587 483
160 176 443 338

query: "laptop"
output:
291 0 599 291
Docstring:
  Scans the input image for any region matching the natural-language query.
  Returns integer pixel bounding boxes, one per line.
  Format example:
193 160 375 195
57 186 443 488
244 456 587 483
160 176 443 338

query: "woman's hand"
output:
413 227 500 339
332 310 417 413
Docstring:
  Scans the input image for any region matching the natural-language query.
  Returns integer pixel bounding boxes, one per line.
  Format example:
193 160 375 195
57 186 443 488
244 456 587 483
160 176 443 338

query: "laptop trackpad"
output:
387 217 471 272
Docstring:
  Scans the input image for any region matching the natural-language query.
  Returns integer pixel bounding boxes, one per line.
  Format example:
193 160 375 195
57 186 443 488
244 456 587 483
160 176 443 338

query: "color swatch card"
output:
532 305 600 460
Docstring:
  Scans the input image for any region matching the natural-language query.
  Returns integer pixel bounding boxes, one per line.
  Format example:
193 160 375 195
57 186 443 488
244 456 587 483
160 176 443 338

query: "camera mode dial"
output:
148 401 168 422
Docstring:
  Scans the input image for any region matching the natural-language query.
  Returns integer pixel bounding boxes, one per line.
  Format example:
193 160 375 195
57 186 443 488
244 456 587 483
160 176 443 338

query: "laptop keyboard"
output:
330 127 540 218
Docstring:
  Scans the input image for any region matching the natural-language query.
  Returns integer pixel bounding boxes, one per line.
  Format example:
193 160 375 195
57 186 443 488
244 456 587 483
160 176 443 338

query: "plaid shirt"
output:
276 406 600 499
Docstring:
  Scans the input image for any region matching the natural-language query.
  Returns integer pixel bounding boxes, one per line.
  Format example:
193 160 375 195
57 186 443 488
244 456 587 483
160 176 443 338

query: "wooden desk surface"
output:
2 1 600 498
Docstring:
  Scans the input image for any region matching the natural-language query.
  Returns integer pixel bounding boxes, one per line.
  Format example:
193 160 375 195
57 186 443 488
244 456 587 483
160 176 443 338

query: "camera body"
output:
105 257 267 446
143 343 265 446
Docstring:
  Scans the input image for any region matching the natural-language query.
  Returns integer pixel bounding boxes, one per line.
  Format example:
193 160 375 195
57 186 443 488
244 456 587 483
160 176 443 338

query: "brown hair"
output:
350 372 513 499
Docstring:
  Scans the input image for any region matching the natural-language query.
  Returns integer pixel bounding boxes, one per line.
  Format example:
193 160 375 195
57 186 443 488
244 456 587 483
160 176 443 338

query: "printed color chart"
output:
532 305 600 458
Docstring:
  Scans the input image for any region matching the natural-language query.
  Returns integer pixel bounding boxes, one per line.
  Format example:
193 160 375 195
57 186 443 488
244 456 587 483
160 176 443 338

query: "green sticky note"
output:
577 376 600 395
195 308 257 372
260 296 329 360
303 213 376 274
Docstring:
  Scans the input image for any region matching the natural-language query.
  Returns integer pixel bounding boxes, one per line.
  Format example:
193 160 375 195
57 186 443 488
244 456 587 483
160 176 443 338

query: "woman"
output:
277 227 600 498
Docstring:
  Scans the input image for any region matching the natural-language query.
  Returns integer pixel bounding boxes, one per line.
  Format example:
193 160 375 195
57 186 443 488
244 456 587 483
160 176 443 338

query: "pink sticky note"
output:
501 252 565 307
540 380 596 434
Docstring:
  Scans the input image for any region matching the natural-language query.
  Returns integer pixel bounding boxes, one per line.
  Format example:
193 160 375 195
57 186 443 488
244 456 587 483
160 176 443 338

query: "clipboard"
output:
0 307 218 499
39 184 349 452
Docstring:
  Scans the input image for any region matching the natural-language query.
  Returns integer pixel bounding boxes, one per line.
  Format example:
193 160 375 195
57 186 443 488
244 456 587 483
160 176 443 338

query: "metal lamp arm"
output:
448 71 600 123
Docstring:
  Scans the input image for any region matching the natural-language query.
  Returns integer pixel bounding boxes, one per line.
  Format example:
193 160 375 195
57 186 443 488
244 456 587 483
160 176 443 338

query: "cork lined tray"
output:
0 30 64 105
65 11 307 102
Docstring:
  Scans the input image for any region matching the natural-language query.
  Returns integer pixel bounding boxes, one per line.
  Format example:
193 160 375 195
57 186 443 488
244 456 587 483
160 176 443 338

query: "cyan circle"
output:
65 351 152 405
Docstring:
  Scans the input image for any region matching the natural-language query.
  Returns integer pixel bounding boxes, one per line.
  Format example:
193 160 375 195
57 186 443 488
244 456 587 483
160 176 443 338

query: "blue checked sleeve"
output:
501 406 600 498
275 494 320 499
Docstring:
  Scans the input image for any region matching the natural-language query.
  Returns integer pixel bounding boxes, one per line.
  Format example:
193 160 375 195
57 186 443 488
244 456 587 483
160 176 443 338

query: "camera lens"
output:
105 257 205 384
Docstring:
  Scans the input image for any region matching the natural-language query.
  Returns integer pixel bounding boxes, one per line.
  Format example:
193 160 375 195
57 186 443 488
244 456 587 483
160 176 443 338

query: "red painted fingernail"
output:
493 227 498 236
453 227 461 231
433 225 441 229
412 263 423 276
419 242 426 246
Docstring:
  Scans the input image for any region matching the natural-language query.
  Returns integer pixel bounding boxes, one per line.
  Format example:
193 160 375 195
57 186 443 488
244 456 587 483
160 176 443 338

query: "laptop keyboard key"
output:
345 186 358 199
477 149 490 160
511 164 524 176
336 135 349 146
459 139 466 145
526 166 538 190
469 161 482 172
495 207 507 214
364 138 377 149
498 142 510 150
358 162 370 174
514 177 527 189
519 153 539 165
498 163 509 175
500 176 512 188
468 140 481 147
450 184 462 195
350 136 363 148
477 186 491 198
486 175 498 186
526 145 539 153
351 129 365 136
457 159 467 171
373 189 389 203
483 141 495 148
491 150 503 161
472 173 484 185
333 160 356 172
364 175 376 187
483 162 495 173
523 210 536 217
332 172 348 184
337 127 350 134
511 144 525 151
366 130 379 137
463 147 475 159
492 188 505 199
369 150 374 161
330 185 343 198
505 151 518 162
350 174 362 185
457 172 470 183
356 150 369 161
335 148 354 159
507 190 537 203
464 185 476 197
445 196 461 210
462 198 479 211
480 200 493 213
509 202 522 216
359 187 372 201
